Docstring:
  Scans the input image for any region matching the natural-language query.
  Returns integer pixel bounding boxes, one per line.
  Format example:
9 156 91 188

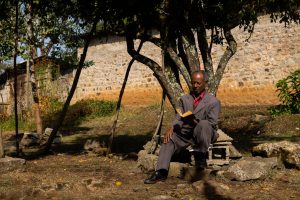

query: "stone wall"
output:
75 15 299 106
74 36 162 105
216 16 299 105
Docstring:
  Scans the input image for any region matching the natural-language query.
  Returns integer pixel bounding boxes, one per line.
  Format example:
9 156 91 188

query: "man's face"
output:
191 73 206 95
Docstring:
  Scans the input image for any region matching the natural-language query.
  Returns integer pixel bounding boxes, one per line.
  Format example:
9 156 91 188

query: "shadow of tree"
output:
203 181 233 200
224 125 300 154
46 130 153 155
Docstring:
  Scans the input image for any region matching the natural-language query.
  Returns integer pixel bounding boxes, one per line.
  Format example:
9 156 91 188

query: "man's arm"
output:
206 99 221 129
164 97 185 144
163 127 173 144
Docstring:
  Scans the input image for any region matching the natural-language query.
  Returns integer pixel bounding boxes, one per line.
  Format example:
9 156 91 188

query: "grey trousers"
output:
156 120 216 171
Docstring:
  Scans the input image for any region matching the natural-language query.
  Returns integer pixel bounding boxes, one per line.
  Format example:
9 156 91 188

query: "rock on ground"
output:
252 141 300 169
136 150 158 172
223 157 278 181
0 156 26 173
229 144 242 159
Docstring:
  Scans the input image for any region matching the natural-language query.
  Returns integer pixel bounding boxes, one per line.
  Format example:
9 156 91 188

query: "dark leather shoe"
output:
194 152 207 169
144 171 167 184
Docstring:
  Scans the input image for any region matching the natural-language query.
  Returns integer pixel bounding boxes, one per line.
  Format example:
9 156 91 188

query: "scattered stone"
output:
136 152 158 172
208 165 222 171
82 178 104 191
143 141 160 156
253 114 272 124
41 128 63 145
84 139 100 151
229 144 243 159
168 162 188 177
82 178 93 185
0 156 26 173
3 144 17 156
216 129 233 142
223 157 278 181
176 183 190 189
214 170 226 179
40 184 56 192
86 179 104 191
93 147 108 156
55 182 70 190
151 195 176 200
20 132 40 147
252 141 300 169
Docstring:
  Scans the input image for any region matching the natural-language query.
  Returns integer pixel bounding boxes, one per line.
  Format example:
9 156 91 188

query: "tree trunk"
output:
26 0 43 134
26 59 31 110
13 0 20 156
42 16 100 153
0 128 4 158
126 36 183 109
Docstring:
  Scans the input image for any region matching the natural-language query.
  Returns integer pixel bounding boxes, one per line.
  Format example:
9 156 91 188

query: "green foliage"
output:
43 99 116 128
66 99 116 120
0 115 35 132
0 99 116 131
270 69 300 115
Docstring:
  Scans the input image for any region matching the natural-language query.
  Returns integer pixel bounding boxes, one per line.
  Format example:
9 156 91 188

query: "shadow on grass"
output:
19 128 154 160
222 125 300 154
53 132 153 155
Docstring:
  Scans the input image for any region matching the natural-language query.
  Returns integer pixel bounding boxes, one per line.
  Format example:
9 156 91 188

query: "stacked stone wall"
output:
75 15 299 106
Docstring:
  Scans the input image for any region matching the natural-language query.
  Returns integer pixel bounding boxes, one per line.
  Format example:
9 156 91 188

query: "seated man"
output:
144 70 220 184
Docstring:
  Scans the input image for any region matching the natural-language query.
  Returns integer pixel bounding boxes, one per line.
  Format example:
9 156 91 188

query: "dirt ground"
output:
1 105 300 199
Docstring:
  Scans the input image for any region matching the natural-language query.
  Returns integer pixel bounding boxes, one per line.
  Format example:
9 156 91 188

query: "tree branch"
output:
137 34 161 47
213 28 237 94
126 35 180 108
181 31 200 73
166 47 192 90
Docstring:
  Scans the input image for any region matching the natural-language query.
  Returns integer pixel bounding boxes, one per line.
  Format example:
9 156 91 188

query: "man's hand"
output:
182 115 199 126
164 127 173 144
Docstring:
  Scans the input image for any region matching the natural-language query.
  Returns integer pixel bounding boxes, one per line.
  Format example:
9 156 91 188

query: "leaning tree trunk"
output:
42 16 100 153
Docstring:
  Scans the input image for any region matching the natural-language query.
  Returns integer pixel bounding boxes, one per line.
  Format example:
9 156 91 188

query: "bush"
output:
270 69 300 115
0 115 35 132
61 99 116 127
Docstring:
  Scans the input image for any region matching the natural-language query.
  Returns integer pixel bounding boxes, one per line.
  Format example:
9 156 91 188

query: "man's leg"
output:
144 133 189 184
193 120 215 168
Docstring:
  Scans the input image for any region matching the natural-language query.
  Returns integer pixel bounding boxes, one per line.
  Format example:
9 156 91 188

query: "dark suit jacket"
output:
172 92 221 137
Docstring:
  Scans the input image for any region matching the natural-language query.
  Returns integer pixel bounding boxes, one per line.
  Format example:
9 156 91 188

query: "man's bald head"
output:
191 70 208 82
191 70 207 95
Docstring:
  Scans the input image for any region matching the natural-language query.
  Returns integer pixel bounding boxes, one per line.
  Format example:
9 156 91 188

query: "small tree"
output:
270 69 300 115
